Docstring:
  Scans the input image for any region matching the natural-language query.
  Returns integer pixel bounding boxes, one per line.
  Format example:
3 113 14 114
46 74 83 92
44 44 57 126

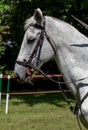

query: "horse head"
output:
14 8 55 83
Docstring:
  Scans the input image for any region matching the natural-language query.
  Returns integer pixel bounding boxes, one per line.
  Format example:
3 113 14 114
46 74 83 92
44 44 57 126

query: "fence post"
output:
5 75 10 114
0 74 2 106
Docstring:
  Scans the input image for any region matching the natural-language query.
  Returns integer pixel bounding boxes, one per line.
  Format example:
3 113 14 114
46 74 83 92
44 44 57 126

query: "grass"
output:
0 93 87 130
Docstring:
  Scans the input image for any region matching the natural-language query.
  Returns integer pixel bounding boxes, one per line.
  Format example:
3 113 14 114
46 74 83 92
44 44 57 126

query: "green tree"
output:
0 1 11 70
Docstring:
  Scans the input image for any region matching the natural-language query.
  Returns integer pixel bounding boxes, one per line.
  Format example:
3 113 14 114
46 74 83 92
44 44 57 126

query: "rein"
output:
16 16 88 130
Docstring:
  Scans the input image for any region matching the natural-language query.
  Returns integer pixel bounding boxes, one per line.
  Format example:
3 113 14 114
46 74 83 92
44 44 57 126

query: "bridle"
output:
16 16 88 130
24 16 56 68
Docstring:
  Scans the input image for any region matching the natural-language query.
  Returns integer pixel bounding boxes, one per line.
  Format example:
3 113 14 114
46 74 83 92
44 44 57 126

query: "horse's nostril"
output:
14 73 20 79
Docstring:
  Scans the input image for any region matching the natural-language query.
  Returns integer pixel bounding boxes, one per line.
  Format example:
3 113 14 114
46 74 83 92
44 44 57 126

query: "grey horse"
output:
14 8 88 129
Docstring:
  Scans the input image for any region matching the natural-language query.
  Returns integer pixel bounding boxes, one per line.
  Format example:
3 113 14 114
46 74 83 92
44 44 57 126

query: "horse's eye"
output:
27 37 35 44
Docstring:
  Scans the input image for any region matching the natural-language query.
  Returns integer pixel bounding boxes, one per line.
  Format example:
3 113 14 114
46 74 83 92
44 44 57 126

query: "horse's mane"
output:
24 15 73 31
24 15 85 40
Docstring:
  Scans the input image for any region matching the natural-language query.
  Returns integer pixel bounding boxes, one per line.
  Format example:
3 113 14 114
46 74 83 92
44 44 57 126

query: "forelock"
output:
24 16 35 31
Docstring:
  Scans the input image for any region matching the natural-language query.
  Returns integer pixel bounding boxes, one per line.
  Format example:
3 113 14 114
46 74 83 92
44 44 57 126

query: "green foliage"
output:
0 25 10 63
0 42 5 57
0 1 11 70
0 1 10 58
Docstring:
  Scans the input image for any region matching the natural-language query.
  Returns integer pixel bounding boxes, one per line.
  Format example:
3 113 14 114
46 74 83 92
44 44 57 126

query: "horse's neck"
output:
51 19 88 100
55 49 88 102
55 51 77 98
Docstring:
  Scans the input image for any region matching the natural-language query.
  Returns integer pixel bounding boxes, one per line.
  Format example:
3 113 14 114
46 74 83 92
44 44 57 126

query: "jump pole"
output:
5 75 10 114
0 74 2 106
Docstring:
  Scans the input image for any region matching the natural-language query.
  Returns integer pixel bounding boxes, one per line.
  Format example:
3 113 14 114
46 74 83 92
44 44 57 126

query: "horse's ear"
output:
34 8 43 24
